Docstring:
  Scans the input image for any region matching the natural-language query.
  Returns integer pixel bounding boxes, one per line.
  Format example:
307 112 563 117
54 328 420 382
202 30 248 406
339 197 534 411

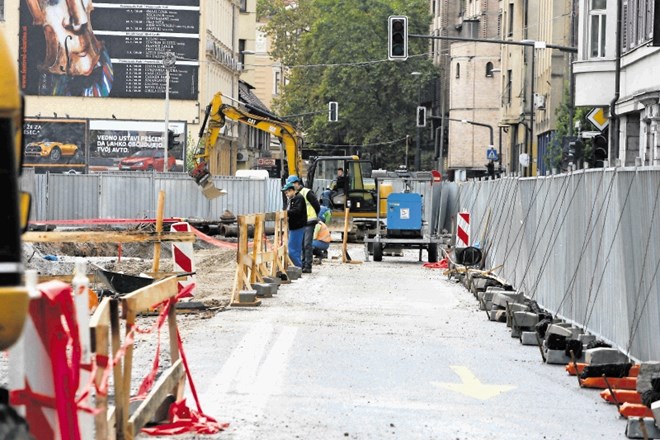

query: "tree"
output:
258 0 436 170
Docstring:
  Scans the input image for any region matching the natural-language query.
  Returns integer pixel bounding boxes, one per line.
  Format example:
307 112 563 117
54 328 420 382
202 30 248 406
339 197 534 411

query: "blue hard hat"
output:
282 182 295 191
286 175 301 185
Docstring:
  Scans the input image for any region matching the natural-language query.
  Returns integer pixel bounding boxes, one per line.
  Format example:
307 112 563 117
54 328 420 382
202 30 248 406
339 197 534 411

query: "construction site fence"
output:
457 167 660 361
20 169 283 222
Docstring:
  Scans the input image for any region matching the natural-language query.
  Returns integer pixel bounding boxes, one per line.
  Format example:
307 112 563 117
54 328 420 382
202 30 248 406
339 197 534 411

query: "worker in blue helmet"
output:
288 175 321 273
282 181 307 268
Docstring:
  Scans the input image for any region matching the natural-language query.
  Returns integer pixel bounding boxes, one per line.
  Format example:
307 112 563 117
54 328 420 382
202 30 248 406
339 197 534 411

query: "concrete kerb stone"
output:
286 266 303 280
636 362 660 395
238 290 257 303
492 291 525 308
585 347 630 365
470 277 489 294
513 312 540 328
625 417 660 439
545 324 573 338
262 276 281 286
545 348 582 365
578 334 596 345
521 331 540 346
253 283 276 298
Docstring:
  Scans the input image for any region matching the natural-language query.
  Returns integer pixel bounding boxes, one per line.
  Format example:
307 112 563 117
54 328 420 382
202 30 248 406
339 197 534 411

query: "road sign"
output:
587 107 609 131
486 147 498 161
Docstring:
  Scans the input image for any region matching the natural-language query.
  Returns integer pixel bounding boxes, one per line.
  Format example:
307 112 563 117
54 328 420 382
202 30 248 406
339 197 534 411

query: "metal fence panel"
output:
457 168 660 361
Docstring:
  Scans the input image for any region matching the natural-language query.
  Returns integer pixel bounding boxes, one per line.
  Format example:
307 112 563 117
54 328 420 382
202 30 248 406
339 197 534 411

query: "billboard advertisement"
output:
19 0 200 99
23 119 87 174
88 120 186 172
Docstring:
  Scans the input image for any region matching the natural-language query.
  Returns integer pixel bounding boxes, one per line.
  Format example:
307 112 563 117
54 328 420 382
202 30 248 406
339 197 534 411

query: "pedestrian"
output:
282 182 307 268
312 220 332 261
287 175 321 273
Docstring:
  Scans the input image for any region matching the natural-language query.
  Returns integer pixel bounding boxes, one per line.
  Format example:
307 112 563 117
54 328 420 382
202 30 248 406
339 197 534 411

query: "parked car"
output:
119 149 176 171
24 141 80 162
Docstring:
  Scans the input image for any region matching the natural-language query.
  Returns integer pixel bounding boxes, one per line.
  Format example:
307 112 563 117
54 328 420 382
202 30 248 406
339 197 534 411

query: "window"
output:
239 0 247 13
456 63 461 79
0 0 4 21
486 62 494 77
274 70 281 95
506 69 512 105
507 3 514 37
239 39 246 66
589 0 607 58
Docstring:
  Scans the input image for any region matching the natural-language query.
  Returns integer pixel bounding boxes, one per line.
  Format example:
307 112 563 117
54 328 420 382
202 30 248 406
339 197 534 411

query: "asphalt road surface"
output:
175 247 628 440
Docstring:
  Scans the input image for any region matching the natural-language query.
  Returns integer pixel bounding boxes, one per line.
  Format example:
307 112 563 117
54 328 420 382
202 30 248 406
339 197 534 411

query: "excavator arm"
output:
190 92 304 199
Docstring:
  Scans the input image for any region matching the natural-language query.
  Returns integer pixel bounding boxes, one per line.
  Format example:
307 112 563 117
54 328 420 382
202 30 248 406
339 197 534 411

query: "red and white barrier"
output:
171 222 196 293
10 278 82 440
456 211 471 248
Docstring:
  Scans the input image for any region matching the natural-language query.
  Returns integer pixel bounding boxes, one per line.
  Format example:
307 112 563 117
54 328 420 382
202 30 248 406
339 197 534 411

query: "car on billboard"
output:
119 149 176 171
24 140 80 162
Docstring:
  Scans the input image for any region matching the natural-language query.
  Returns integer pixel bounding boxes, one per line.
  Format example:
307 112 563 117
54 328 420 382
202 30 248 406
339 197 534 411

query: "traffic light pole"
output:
430 116 497 170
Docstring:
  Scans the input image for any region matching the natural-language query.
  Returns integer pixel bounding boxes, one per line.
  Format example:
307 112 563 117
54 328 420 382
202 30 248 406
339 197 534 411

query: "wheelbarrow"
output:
92 264 195 295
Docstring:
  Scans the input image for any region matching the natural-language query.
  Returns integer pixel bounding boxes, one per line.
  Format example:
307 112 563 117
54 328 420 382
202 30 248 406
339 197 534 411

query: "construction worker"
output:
312 220 332 261
286 175 321 273
282 182 307 268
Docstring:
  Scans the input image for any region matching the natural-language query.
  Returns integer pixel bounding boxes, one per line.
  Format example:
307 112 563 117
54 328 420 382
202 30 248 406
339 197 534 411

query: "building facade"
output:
1 0 266 177
575 0 660 167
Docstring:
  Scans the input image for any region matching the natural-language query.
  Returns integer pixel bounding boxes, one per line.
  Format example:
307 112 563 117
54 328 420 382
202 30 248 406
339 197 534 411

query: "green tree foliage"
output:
258 0 436 170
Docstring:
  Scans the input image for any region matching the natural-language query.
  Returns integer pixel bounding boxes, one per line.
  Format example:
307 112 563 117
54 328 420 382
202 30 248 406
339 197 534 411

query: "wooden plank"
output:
152 190 166 273
89 297 111 328
341 208 350 263
127 359 184 438
23 231 195 243
110 299 126 440
122 276 178 314
167 302 185 401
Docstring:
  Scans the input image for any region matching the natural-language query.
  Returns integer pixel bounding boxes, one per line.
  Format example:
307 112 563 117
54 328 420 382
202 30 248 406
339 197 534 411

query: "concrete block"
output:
585 347 629 365
471 277 489 293
492 291 525 308
262 276 281 286
510 303 530 313
513 312 540 328
511 326 522 338
286 266 302 280
545 349 573 365
636 362 660 394
546 324 573 338
238 290 257 303
625 417 660 439
521 331 541 346
578 334 596 345
488 310 498 321
253 283 275 298
653 401 660 429
485 286 505 294
484 300 493 310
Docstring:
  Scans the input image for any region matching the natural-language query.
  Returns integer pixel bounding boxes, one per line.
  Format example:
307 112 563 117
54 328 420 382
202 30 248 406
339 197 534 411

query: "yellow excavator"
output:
0 30 34 435
189 92 388 239
189 92 304 199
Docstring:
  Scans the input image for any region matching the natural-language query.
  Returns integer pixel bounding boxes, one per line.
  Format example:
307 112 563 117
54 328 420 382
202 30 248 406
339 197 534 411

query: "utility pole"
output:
162 52 176 172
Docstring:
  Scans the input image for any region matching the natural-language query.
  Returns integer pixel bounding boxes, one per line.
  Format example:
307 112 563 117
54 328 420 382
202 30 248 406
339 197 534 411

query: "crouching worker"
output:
312 220 332 261
283 182 307 268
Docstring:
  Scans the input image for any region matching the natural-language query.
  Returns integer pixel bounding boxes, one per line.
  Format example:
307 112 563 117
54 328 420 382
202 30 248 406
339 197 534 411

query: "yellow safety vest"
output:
298 187 318 222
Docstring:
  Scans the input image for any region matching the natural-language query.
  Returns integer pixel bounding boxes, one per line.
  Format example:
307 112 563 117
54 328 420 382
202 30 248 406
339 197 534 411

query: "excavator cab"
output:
307 156 377 213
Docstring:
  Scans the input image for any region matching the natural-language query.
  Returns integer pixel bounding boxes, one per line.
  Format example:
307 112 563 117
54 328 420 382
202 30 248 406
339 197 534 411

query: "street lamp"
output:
411 71 422 170
162 52 176 172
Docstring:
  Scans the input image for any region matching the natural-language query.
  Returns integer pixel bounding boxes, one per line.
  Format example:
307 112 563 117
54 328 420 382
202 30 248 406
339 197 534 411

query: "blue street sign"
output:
487 147 499 161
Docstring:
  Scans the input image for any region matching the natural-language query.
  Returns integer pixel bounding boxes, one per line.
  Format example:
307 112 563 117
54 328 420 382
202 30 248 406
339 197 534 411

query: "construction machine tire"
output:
427 243 438 263
373 243 383 262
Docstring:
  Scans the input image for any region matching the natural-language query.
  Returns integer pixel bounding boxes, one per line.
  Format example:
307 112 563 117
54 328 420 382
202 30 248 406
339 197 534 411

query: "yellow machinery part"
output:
0 287 29 351
379 182 393 216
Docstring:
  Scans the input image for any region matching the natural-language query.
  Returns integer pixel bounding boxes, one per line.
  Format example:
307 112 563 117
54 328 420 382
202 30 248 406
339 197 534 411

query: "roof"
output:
238 80 275 119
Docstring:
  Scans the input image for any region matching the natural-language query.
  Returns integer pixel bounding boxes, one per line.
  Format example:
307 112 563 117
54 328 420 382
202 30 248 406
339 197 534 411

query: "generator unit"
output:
386 192 423 238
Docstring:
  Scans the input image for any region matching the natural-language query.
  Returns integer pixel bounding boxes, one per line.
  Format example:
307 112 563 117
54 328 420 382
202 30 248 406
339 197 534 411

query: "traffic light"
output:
328 101 338 122
168 130 184 151
388 16 408 61
167 130 175 149
416 106 426 127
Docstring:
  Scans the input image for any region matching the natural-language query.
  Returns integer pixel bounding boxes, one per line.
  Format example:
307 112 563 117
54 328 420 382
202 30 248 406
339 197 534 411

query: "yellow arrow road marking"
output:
431 366 516 401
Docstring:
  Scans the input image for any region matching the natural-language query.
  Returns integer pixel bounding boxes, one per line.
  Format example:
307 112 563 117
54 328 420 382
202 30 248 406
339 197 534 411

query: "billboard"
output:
19 0 200 99
23 119 88 174
88 120 186 172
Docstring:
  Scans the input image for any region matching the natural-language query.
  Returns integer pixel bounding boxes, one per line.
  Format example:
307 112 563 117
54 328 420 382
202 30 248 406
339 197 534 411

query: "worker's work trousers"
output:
302 222 316 270
288 227 304 268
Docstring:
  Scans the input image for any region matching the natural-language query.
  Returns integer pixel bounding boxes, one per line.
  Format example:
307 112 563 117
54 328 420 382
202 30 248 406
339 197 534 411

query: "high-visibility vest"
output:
299 187 318 222
314 222 332 243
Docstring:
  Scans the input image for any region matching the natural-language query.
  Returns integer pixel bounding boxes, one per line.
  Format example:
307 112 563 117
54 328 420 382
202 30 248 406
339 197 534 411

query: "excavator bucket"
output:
200 180 227 199
190 163 227 199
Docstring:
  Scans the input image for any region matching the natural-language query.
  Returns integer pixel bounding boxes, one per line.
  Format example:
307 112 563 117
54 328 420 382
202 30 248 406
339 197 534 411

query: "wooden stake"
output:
603 374 621 411
341 207 350 263
570 350 582 387
535 333 547 363
152 190 166 273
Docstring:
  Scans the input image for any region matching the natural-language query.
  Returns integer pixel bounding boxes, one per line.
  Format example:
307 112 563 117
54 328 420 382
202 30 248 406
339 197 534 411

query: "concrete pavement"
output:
176 248 627 439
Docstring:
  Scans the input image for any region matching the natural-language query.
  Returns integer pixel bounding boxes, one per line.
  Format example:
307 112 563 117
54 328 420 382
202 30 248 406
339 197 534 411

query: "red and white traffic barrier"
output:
10 277 82 440
171 222 196 293
456 211 471 248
